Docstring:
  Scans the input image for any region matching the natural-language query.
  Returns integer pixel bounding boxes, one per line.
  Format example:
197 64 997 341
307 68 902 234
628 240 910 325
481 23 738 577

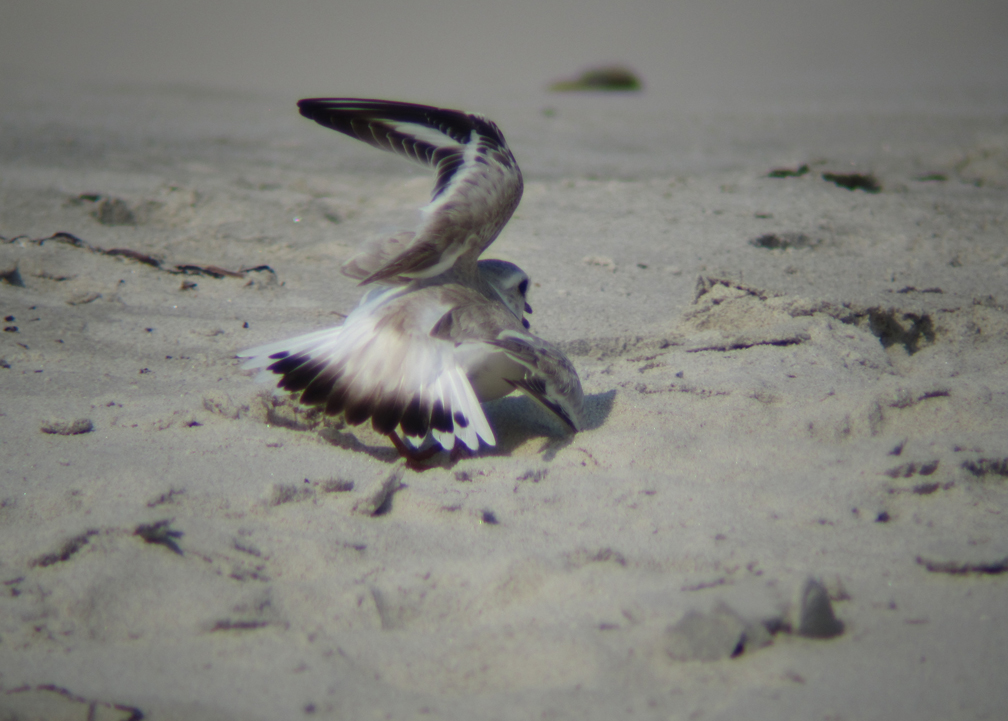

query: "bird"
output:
239 98 584 459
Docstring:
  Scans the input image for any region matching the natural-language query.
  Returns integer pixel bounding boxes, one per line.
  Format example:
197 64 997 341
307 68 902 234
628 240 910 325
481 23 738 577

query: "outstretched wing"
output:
298 98 523 283
238 285 495 452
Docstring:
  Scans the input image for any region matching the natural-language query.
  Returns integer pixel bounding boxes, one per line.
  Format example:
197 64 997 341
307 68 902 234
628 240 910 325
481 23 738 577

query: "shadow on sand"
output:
314 388 617 469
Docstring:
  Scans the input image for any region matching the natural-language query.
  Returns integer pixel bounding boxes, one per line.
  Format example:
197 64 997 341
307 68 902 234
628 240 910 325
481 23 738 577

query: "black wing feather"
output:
297 98 509 201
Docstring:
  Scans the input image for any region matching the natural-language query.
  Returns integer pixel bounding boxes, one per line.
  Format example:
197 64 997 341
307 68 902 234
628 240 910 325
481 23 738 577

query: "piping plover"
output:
239 99 584 458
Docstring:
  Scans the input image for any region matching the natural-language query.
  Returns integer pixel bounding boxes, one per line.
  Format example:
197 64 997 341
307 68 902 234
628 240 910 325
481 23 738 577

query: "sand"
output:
1 82 1007 720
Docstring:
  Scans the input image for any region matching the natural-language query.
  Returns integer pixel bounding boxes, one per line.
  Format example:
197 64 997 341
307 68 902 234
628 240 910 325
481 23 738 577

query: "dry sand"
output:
1 84 1007 720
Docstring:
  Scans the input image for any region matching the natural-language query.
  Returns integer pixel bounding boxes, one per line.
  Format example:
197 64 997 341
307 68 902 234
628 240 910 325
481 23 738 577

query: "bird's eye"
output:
517 279 528 296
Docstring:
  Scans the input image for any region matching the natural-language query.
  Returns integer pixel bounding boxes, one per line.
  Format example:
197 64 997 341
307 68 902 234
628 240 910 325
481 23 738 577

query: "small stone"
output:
794 577 845 638
0 264 25 287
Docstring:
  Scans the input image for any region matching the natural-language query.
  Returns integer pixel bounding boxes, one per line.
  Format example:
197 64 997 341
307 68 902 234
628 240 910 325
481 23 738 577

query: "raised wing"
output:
298 98 523 283
340 230 416 282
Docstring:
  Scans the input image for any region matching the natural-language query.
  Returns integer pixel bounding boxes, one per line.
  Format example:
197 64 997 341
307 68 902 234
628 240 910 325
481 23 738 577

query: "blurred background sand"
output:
2 3 1008 720
4 0 1007 107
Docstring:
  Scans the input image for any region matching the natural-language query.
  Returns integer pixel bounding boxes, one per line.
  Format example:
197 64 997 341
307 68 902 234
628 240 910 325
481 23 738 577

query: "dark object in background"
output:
550 66 642 92
795 577 845 638
822 172 881 193
40 418 94 435
749 232 817 250
134 519 184 555
768 164 809 178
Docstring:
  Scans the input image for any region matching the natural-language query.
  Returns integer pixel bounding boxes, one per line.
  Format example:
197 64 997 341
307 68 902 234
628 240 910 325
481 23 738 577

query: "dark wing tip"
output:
296 97 334 123
371 401 405 435
295 98 509 151
429 400 454 433
297 97 441 113
399 396 430 438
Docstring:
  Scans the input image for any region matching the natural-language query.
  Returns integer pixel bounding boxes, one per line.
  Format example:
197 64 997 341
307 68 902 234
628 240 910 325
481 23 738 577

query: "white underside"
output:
239 287 499 450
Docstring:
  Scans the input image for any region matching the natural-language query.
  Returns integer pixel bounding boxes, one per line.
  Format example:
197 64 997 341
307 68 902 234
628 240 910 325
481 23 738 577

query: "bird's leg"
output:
388 431 441 464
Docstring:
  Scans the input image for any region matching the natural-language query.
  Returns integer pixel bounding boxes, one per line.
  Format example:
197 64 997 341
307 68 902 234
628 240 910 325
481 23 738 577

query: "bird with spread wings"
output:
239 98 584 460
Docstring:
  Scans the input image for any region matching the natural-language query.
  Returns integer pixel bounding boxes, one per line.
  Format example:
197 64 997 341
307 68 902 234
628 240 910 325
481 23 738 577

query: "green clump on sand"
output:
549 66 643 92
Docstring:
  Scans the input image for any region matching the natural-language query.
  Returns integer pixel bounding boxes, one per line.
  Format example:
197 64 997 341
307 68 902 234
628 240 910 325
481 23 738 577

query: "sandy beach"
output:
2 3 1008 718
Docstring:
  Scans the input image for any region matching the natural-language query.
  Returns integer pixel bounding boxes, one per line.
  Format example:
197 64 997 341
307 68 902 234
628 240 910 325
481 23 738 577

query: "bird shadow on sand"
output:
313 389 616 469
317 426 403 463
482 388 616 461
